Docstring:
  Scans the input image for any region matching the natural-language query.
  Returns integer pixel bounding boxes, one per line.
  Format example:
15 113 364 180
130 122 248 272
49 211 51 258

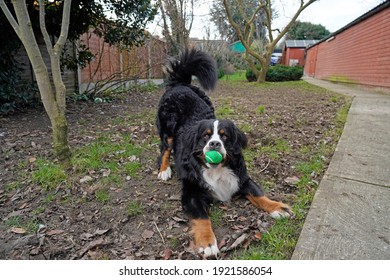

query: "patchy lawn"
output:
0 78 351 260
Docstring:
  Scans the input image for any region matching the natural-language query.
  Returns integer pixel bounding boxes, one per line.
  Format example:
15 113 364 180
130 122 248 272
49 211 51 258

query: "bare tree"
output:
222 0 317 82
0 0 72 164
158 0 194 54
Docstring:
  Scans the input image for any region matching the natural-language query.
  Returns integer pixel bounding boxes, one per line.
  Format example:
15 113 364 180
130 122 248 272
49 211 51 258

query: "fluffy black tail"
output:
165 48 217 91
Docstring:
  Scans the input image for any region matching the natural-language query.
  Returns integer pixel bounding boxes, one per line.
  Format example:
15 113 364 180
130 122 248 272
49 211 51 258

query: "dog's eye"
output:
203 134 210 140
221 134 228 141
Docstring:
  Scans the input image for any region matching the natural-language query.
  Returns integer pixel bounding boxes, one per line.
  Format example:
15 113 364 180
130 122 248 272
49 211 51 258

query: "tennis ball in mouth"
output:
205 150 223 164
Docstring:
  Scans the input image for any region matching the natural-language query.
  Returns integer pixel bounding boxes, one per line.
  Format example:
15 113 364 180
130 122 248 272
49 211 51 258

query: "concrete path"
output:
292 78 390 260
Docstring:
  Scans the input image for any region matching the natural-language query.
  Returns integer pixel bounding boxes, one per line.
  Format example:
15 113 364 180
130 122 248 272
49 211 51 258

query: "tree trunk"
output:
257 52 271 83
4 0 72 165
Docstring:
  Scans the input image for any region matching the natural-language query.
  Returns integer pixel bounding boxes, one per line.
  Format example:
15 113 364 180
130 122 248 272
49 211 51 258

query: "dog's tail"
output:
165 48 217 91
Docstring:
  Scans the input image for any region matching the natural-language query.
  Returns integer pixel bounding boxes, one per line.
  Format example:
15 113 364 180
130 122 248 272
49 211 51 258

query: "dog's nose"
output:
208 140 222 150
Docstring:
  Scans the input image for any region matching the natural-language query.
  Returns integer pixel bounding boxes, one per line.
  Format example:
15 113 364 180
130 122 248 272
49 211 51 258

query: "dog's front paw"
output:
198 241 219 258
158 167 172 181
270 204 292 219
191 219 219 258
246 195 293 219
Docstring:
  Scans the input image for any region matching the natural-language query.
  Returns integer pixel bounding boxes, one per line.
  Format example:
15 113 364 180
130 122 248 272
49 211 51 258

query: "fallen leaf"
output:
163 248 173 260
284 176 300 185
238 216 247 222
142 229 154 239
227 233 248 251
219 205 229 210
81 233 94 240
172 216 186 223
80 175 93 183
94 229 110 236
102 169 111 177
30 247 40 255
78 237 107 257
28 157 37 163
254 232 262 240
18 202 28 210
47 229 65 236
11 227 26 234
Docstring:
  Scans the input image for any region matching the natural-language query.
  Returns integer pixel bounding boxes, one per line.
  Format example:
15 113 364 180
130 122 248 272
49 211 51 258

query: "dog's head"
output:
185 119 247 168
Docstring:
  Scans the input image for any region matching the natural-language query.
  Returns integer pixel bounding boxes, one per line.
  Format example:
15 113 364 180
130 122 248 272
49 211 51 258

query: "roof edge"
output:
307 1 390 50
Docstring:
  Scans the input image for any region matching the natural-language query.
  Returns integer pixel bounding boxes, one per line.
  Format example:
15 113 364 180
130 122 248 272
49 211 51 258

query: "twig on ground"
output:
154 222 165 244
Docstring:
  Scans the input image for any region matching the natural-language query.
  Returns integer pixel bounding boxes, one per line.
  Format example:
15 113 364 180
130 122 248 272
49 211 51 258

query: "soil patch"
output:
0 80 349 260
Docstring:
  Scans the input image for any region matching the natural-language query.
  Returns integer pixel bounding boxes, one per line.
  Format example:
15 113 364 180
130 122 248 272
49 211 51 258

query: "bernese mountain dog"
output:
156 48 292 258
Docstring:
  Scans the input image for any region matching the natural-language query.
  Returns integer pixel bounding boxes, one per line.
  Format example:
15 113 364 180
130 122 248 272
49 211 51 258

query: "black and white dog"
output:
156 49 291 257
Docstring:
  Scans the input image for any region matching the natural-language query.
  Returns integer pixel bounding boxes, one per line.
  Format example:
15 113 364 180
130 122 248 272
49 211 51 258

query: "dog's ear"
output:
182 123 201 153
233 125 248 151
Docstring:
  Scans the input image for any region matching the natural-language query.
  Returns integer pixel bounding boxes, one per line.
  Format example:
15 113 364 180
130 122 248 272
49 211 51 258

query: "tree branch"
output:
39 0 54 56
273 0 317 47
222 0 263 63
55 0 72 49
0 0 19 34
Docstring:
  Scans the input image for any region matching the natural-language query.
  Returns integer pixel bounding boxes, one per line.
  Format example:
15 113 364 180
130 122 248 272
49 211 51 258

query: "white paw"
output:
198 241 219 258
158 167 172 181
270 210 291 219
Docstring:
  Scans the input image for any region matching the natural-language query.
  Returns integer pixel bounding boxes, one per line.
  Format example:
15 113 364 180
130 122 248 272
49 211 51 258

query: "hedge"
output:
246 65 303 82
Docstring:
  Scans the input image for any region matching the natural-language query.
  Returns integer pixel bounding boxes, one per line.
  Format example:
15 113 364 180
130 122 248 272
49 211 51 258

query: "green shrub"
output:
245 65 303 82
266 65 303 82
217 67 225 79
0 64 38 114
245 64 261 82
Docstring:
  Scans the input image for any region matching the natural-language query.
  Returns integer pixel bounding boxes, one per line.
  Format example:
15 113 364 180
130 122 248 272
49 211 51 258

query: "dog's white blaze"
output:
203 120 227 156
202 165 240 202
210 120 220 141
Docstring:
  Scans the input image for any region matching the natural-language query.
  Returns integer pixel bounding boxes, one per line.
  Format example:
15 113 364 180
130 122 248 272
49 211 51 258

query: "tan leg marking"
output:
246 194 291 219
158 137 173 181
191 219 219 257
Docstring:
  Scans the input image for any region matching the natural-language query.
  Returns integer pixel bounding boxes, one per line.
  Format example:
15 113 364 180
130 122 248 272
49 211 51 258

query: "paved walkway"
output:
292 78 390 260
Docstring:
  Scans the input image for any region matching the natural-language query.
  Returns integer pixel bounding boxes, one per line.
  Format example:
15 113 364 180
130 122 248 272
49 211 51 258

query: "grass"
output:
72 136 143 176
4 181 23 193
5 215 40 233
238 123 252 133
210 206 225 227
95 188 111 203
219 71 246 83
31 159 67 191
123 162 142 178
259 139 291 159
127 201 144 217
256 105 266 114
237 218 301 260
216 104 235 119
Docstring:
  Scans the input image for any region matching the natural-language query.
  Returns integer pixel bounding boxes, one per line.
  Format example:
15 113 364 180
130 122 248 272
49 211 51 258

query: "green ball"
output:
205 150 223 164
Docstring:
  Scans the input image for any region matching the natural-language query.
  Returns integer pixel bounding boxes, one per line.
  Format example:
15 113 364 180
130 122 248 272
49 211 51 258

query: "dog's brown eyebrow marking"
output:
219 129 225 135
207 129 212 135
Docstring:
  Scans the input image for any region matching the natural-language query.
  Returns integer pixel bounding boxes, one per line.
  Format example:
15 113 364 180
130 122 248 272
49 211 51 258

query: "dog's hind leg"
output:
158 136 173 181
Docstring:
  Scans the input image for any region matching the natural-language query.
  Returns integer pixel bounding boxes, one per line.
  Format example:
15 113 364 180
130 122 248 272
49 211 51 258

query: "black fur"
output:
156 49 265 220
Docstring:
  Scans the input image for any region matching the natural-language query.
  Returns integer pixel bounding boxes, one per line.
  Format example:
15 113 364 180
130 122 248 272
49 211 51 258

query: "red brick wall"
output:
304 6 390 88
305 45 318 77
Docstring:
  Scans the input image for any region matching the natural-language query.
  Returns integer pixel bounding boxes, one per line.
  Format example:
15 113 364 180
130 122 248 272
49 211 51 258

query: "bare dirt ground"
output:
0 80 349 260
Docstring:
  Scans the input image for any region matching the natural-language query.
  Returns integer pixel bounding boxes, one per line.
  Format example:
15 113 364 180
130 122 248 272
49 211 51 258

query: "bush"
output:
266 65 303 82
0 66 38 114
246 65 303 82
245 64 261 82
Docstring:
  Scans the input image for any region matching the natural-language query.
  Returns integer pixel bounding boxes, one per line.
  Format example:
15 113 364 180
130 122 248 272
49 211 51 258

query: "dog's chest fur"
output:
202 166 239 202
